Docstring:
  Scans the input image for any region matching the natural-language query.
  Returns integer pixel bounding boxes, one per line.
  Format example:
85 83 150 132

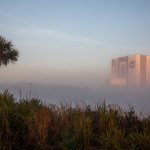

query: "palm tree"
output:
0 36 19 66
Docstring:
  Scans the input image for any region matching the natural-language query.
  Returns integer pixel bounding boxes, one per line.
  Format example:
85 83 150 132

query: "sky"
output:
0 0 150 88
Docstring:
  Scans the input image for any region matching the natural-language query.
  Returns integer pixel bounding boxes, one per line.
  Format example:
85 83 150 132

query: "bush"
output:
0 90 150 149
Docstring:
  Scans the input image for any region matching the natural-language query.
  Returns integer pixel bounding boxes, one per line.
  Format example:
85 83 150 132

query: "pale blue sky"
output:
0 0 150 88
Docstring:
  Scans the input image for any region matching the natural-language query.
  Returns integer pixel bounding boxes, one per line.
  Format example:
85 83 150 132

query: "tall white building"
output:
111 54 150 86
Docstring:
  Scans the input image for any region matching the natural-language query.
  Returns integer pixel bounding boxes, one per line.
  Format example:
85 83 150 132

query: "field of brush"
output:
0 89 150 150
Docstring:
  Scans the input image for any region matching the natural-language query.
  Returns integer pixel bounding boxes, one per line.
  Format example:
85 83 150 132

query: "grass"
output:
0 90 150 149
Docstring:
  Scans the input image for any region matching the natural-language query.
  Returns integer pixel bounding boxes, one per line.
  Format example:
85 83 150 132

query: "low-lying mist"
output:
0 83 150 114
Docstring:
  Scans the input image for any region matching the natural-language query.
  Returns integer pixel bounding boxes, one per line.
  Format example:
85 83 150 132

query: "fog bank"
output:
0 83 149 115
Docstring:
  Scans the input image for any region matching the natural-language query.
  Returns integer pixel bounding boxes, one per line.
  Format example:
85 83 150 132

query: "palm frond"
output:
0 36 19 66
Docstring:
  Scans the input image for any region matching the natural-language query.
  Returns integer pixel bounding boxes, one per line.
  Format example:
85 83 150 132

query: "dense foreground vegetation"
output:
0 90 150 150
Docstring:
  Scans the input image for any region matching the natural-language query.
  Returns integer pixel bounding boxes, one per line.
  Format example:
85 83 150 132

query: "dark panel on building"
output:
118 56 128 80
140 55 146 85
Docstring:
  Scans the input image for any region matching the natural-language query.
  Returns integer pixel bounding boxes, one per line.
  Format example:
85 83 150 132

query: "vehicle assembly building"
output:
111 54 150 86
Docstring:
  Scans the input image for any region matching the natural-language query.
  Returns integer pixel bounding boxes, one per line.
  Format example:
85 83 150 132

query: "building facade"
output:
111 54 150 86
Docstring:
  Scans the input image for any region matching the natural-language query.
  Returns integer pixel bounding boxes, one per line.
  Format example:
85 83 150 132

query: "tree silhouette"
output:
0 36 19 66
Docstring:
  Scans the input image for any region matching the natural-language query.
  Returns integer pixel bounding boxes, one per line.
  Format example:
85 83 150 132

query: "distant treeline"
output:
0 90 150 150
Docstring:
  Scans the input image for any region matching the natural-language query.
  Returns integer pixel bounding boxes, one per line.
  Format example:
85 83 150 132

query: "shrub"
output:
0 90 150 149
